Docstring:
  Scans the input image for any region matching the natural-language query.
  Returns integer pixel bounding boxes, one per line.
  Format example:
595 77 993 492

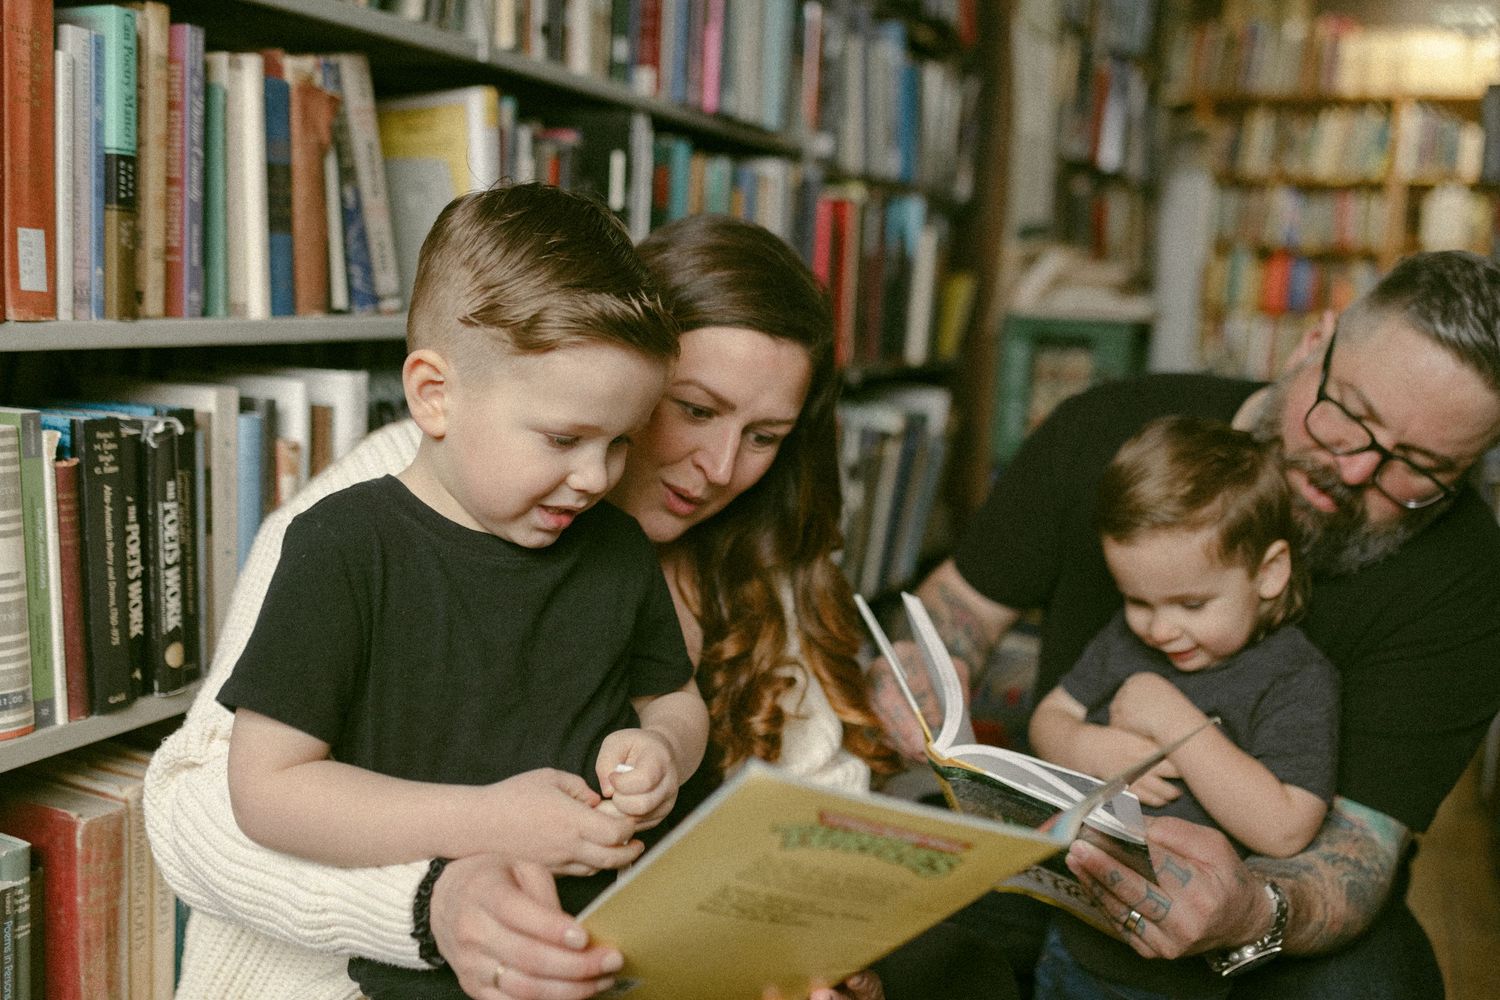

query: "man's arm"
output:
866 559 1022 759
1062 795 1408 960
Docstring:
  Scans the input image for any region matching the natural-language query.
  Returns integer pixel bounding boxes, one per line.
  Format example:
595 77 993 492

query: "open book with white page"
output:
857 592 1219 935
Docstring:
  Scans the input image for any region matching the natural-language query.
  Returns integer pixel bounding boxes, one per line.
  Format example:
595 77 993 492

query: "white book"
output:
40 429 68 725
74 377 240 646
208 372 310 507
377 86 502 305
334 53 403 312
224 51 271 319
902 220 940 367
566 0 594 76
56 24 96 319
54 48 75 321
323 146 349 312
261 366 371 465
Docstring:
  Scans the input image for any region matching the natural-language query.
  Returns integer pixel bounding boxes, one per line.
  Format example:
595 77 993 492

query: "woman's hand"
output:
429 855 625 999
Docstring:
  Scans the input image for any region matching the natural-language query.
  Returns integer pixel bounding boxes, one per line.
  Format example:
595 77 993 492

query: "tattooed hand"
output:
865 640 969 761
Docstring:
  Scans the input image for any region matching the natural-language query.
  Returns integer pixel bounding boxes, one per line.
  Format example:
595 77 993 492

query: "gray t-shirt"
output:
1059 611 1339 843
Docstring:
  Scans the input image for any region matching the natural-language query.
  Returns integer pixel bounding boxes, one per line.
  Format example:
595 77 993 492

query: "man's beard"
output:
1247 380 1449 577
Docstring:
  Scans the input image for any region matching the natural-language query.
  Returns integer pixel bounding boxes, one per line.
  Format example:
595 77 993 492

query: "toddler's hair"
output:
1097 415 1307 632
406 183 677 369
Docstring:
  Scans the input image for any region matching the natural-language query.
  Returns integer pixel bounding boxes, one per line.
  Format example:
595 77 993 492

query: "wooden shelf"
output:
1171 91 1484 110
0 314 407 351
0 681 200 774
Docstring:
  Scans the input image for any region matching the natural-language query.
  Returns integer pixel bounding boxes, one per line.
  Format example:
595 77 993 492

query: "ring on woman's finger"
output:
493 963 506 989
1122 908 1146 936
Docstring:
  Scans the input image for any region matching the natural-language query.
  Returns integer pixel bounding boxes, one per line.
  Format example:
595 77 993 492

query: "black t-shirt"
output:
220 476 692 787
955 373 1500 834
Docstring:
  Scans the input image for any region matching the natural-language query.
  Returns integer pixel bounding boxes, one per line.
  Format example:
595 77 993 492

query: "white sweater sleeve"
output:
144 420 434 968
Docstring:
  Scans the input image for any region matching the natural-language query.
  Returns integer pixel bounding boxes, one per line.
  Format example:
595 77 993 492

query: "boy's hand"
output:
1108 673 1206 746
1076 718 1182 807
474 769 642 877
596 729 680 831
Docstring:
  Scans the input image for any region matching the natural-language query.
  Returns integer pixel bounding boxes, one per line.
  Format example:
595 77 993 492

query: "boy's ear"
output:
403 348 452 439
1255 539 1293 601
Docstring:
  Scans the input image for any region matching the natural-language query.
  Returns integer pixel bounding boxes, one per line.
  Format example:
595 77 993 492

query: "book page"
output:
580 762 1065 1000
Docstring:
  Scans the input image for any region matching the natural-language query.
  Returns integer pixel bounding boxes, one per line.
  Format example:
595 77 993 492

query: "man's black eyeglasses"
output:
1302 332 1458 510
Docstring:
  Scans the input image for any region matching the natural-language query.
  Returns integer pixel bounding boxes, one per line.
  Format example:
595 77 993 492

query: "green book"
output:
0 833 31 1000
202 52 228 317
55 5 138 321
0 409 55 729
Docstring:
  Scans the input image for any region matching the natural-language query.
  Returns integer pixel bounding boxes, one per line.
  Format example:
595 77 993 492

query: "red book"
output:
0 779 126 1000
287 62 338 316
635 0 662 97
1260 249 1293 315
54 456 90 721
0 0 56 319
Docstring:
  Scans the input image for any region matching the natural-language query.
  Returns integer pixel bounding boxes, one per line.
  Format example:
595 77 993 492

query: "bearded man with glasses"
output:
872 250 1500 999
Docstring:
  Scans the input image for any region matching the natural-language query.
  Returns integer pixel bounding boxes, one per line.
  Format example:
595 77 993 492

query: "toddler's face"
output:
1103 525 1274 672
430 340 667 548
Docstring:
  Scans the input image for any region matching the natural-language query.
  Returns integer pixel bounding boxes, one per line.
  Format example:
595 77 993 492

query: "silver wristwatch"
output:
1206 880 1287 977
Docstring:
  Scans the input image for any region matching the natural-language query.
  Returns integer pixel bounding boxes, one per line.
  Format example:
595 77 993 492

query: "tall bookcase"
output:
0 0 997 774
1161 11 1498 378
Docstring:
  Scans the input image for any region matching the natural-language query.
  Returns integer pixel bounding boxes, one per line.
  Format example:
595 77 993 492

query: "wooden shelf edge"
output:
0 680 201 775
0 314 408 351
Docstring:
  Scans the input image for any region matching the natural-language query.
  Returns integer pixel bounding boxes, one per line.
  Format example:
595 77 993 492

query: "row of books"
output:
1062 0 1156 61
0 737 179 1000
1056 176 1150 273
1057 52 1152 184
1163 15 1500 101
1204 246 1380 322
0 0 407 322
0 365 403 747
358 0 980 196
1214 185 1390 256
1210 104 1393 183
1201 309 1315 382
837 385 951 599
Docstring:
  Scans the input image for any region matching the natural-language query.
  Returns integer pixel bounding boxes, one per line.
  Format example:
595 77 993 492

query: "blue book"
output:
759 0 795 131
668 0 691 106
235 411 264 570
319 57 377 314
263 72 294 317
896 60 919 184
203 52 228 317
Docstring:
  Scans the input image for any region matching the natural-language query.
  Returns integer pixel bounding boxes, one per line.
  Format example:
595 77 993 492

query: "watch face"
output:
1216 944 1284 977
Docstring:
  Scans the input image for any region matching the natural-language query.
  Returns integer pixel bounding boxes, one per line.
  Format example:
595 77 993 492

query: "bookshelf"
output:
0 0 995 773
1161 11 1499 379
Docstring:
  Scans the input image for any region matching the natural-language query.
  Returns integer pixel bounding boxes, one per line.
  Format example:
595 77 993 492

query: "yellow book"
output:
580 759 1076 1000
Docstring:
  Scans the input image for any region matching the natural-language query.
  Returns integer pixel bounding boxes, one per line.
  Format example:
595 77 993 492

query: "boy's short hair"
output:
1097 415 1308 631
406 183 678 370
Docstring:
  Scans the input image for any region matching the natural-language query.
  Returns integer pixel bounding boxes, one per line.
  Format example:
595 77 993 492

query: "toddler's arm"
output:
596 680 709 829
227 708 641 872
1109 672 1328 856
1029 684 1183 805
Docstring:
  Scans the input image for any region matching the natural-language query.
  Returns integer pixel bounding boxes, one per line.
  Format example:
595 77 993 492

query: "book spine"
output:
700 0 724 114
634 0 661 97
183 25 204 318
201 52 226 318
0 413 55 730
319 58 377 314
88 30 105 320
53 459 90 720
72 417 134 713
334 53 401 311
288 74 336 316
40 431 68 726
57 26 94 319
54 48 74 323
263 72 294 317
0 426 34 741
170 414 201 689
1 0 57 320
111 424 145 697
59 6 137 321
226 52 269 319
163 23 188 317
234 412 262 571
132 2 168 318
608 0 632 83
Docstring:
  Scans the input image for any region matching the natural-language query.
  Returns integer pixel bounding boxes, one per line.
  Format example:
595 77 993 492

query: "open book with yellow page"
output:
575 597 1215 1000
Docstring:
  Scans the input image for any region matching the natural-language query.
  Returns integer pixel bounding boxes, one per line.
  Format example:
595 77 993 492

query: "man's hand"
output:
762 970 885 1000
429 856 625 1000
865 639 967 761
1064 814 1271 960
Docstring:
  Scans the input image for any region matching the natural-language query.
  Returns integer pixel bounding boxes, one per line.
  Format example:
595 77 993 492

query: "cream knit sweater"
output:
144 419 869 1000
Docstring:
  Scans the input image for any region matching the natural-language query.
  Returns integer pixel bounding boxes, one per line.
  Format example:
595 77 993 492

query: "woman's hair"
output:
1096 415 1308 635
637 214 898 778
406 183 677 370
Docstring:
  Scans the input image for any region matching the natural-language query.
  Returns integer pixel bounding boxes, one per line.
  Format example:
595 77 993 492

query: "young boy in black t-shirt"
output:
217 184 708 1000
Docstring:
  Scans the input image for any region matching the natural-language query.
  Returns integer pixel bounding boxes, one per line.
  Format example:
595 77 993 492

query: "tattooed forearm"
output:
917 573 1010 674
1247 797 1408 954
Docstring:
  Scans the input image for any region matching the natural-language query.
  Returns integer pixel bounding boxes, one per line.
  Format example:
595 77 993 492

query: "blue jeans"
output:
1033 924 1225 1000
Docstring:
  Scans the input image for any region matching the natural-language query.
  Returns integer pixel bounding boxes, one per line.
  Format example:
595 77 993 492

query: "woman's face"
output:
611 325 813 544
